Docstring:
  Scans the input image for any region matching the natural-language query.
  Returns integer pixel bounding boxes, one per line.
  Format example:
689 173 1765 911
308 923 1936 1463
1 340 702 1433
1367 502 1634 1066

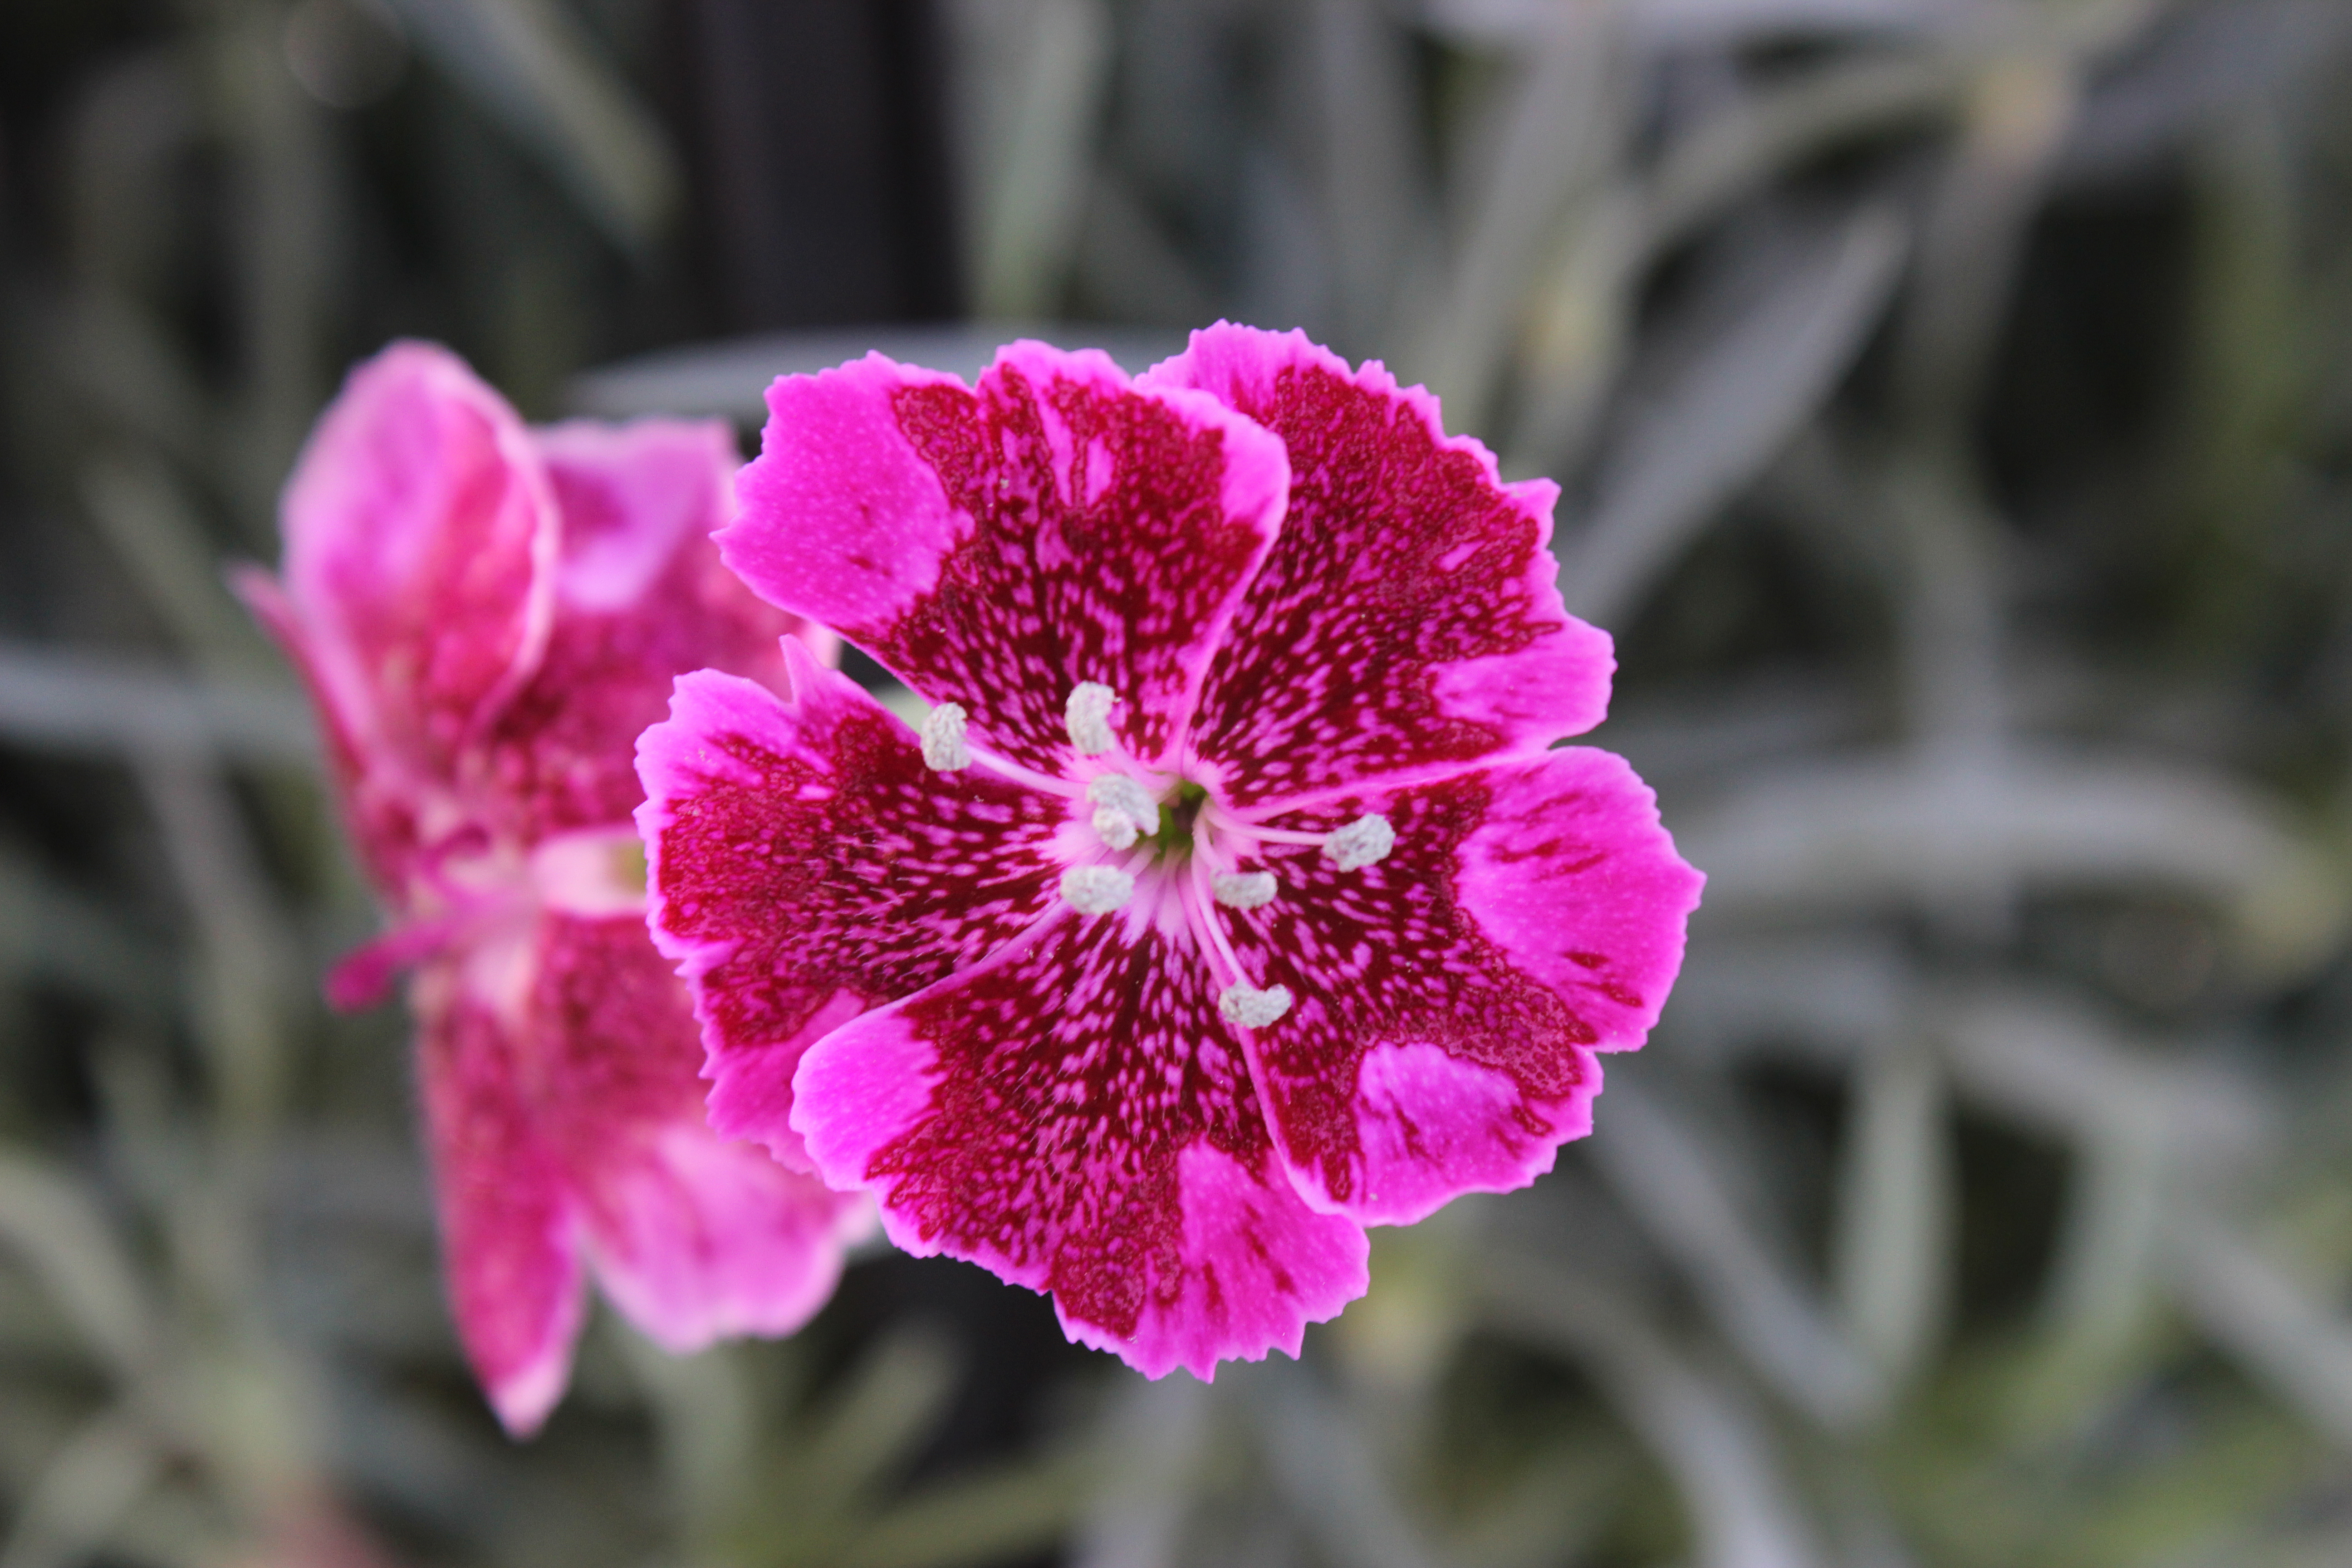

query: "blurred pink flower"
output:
239 343 864 1435
636 324 1702 1378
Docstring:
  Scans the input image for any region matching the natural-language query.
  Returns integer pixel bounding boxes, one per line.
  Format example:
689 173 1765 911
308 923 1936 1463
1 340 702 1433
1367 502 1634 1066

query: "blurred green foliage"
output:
5 1 2352 1565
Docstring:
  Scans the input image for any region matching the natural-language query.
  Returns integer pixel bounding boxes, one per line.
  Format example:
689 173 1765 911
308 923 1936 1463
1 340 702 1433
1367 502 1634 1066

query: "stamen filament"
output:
964 744 1086 799
1182 855 1251 990
1200 801 1325 847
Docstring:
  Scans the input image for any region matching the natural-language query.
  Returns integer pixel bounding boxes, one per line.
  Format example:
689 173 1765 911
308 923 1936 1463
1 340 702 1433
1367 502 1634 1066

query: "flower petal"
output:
524 914 863 1352
1143 324 1615 805
280 341 558 774
413 962 585 1437
726 344 1289 774
477 418 823 842
791 913 1370 1379
634 646 1066 1166
1224 748 1703 1225
233 565 421 890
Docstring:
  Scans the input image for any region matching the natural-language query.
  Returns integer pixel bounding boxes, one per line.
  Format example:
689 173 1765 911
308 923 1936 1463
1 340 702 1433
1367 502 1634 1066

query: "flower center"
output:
1146 779 1208 859
919 684 1395 1030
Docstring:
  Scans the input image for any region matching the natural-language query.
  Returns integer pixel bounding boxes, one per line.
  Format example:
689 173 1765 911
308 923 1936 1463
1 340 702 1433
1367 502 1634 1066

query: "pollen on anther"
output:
1212 871 1277 909
919 702 970 771
1060 864 1135 916
1218 982 1293 1028
1323 813 1394 871
1065 683 1117 755
1091 805 1139 850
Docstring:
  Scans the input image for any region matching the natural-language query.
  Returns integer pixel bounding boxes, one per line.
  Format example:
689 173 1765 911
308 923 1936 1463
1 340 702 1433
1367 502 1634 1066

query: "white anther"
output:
1060 864 1135 916
1212 871 1278 909
1323 813 1395 871
1218 982 1294 1028
1065 682 1118 755
1085 774 1160 836
1091 805 1139 850
919 702 970 771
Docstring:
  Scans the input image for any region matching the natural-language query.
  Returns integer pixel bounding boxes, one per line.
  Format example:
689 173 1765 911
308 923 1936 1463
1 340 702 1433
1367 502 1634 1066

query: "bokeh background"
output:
6 1 2352 1564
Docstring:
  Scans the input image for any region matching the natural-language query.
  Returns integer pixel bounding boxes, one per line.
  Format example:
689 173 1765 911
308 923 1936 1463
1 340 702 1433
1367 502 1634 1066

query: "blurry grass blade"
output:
61 51 198 299
838 1448 1096 1568
1878 458 2004 751
2040 1087 2171 1363
42 291 213 475
1423 0 1947 48
1504 188 1640 477
1934 985 2262 1159
2059 0 2352 183
1477 1253 1828 1568
1072 173 1219 327
1235 146 1333 344
0 1152 159 1384
2169 1221 2352 1450
0 844 162 1005
80 457 276 676
1588 670 1869 782
1238 1358 1444 1568
1069 1375 1208 1568
212 4 339 534
1932 980 2269 1377
1830 1043 1953 1389
1659 935 1913 1070
134 757 296 1136
0 1406 163 1568
1443 1433 1630 1568
0 644 313 764
1407 5 1618 426
1679 749 2349 980
609 1327 760 1538
1588 1078 1882 1427
966 0 1112 318
2176 107 2304 543
569 321 1189 425
380 0 681 252
787 1323 961 1510
1643 54 1960 258
1894 53 2077 429
1303 0 1427 347
1558 206 1907 624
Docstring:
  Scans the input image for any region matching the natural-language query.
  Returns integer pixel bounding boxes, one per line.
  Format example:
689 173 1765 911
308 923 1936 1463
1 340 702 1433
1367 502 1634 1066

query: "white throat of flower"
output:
911 681 1398 1030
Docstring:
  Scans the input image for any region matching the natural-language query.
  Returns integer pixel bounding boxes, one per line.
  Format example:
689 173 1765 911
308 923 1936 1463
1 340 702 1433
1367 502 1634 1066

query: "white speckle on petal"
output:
1218 982 1293 1028
1065 683 1117 755
1085 773 1160 837
1323 813 1394 871
1212 871 1277 909
920 702 969 771
1091 804 1139 850
1060 864 1135 916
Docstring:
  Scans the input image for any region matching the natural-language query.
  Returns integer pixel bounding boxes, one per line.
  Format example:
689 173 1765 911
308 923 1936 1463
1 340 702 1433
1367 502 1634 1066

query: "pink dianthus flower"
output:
240 343 865 1434
636 324 1703 1378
